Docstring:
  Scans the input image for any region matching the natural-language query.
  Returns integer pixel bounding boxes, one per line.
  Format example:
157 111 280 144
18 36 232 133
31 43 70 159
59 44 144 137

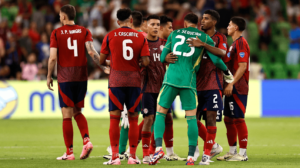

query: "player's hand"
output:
103 66 110 74
224 83 233 97
47 77 54 91
165 52 178 64
186 36 204 47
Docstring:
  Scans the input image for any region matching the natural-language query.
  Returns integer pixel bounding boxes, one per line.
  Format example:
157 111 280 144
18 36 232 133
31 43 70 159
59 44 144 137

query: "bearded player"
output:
217 16 250 162
99 8 150 165
47 4 108 160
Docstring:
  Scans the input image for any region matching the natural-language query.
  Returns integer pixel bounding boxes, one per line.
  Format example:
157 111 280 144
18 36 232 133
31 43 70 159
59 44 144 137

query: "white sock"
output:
166 147 174 156
187 156 194 161
212 143 218 149
155 147 162 152
126 147 130 153
229 146 237 154
239 148 247 156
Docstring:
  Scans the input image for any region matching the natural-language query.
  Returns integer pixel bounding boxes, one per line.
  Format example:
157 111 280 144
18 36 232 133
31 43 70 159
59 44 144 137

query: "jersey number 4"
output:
173 35 195 57
67 37 78 57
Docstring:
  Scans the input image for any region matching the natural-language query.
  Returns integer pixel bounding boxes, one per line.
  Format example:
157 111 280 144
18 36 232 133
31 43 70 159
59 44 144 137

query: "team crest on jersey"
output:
143 108 148 114
160 45 164 51
223 43 227 48
227 52 230 58
229 46 233 51
239 52 245 58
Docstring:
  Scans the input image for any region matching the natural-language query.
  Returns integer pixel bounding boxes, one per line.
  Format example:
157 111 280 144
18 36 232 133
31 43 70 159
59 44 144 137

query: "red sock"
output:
142 131 151 157
128 116 139 159
63 118 73 155
224 118 237 146
197 120 207 151
163 115 173 147
204 126 217 155
234 119 248 149
74 113 90 145
149 132 155 155
109 114 120 160
138 120 144 143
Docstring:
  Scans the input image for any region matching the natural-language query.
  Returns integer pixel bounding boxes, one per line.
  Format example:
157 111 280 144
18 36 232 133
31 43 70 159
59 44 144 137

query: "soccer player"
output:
217 17 250 162
131 11 147 37
47 4 106 160
158 16 173 40
149 13 233 166
141 17 148 34
186 10 229 164
99 8 150 165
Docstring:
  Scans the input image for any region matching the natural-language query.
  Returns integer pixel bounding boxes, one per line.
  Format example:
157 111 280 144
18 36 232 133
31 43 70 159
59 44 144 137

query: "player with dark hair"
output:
159 16 173 40
47 4 108 161
217 16 250 162
149 13 233 166
141 17 148 33
131 11 147 37
99 8 150 165
185 9 229 164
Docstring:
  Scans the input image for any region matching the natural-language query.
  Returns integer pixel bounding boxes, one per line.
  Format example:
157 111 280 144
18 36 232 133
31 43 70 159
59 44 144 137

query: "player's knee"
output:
157 104 168 114
206 111 217 126
144 115 154 126
128 111 139 118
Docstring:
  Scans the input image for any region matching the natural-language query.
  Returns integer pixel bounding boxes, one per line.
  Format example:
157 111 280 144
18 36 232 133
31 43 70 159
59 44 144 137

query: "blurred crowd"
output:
0 0 299 80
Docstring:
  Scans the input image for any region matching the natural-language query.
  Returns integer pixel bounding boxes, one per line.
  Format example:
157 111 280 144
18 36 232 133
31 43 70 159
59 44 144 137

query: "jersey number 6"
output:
123 39 133 60
173 35 195 57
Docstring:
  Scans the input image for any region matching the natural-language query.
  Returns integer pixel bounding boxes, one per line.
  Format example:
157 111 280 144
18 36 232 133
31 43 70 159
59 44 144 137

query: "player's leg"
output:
227 94 248 161
163 112 173 155
150 84 178 165
180 89 198 166
56 82 76 160
125 87 143 164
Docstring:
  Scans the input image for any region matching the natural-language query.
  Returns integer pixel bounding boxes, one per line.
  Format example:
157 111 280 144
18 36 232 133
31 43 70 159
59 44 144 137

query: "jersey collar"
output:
147 37 159 42
121 26 131 29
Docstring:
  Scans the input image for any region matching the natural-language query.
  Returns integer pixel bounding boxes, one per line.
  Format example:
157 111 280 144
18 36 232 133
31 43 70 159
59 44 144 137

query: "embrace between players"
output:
47 4 250 166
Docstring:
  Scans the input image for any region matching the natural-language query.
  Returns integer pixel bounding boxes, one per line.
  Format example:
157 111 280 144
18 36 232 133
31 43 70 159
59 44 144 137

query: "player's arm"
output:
161 32 173 63
186 36 226 58
47 47 57 91
224 62 247 96
140 37 150 67
85 41 110 74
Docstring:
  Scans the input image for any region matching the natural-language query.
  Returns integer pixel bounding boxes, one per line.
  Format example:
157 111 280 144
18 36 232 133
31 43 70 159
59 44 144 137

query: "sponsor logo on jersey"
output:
143 108 148 114
239 52 245 58
223 43 227 48
69 29 82 34
153 48 158 50
229 46 232 51
227 52 230 58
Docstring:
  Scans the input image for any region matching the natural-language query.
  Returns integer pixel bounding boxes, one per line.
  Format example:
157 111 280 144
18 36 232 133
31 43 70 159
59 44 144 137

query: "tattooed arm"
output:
85 41 110 74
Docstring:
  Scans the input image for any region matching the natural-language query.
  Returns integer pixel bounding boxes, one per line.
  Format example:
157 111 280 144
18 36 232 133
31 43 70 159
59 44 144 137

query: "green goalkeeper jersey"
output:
161 26 227 90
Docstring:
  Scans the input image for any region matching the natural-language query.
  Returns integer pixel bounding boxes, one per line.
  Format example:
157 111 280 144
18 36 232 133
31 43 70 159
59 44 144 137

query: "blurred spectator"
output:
28 22 40 46
19 28 32 57
87 19 107 41
10 16 23 38
88 0 105 27
267 0 281 22
148 0 163 15
20 52 42 80
215 0 232 35
250 55 266 79
255 1 271 48
197 0 215 14
0 19 9 44
4 33 21 80
287 0 300 22
286 19 300 65
32 5 46 33
17 0 33 28
36 33 49 62
44 22 54 40
0 38 5 57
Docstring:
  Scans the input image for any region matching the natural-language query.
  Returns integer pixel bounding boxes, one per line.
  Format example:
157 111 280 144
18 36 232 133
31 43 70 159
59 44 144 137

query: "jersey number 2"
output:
67 37 78 57
173 35 195 57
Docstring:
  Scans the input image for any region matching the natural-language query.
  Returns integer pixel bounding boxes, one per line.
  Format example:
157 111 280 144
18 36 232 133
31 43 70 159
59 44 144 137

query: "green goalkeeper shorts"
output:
157 84 198 110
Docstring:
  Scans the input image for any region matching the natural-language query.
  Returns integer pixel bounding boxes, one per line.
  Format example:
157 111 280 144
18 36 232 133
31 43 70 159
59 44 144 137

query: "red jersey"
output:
197 32 228 91
101 27 150 88
50 25 93 83
226 36 250 95
141 38 166 93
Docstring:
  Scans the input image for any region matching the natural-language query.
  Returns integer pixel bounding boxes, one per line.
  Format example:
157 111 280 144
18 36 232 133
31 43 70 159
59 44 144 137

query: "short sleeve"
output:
100 34 110 55
140 38 150 57
236 41 249 63
85 28 93 42
217 35 227 51
50 30 57 48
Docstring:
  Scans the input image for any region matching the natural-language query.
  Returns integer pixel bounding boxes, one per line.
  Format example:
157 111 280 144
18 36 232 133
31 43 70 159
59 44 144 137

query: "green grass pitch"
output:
1 118 300 167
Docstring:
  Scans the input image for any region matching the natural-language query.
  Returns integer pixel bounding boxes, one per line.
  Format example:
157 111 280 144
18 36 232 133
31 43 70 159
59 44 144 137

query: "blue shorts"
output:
109 87 142 113
224 87 248 118
58 81 87 108
197 90 223 122
141 93 171 117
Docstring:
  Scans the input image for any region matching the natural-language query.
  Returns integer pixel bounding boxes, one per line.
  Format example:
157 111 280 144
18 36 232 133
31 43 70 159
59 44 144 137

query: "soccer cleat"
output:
143 156 150 164
226 154 248 161
199 155 210 165
216 152 236 161
56 153 75 160
223 70 234 83
149 148 164 165
128 157 141 164
103 154 111 160
80 141 93 160
165 153 187 161
103 158 121 165
186 157 194 165
210 143 223 159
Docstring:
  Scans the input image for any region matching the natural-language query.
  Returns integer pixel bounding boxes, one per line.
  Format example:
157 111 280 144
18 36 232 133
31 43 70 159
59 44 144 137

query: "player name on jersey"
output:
60 29 82 34
177 29 202 36
114 32 139 37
